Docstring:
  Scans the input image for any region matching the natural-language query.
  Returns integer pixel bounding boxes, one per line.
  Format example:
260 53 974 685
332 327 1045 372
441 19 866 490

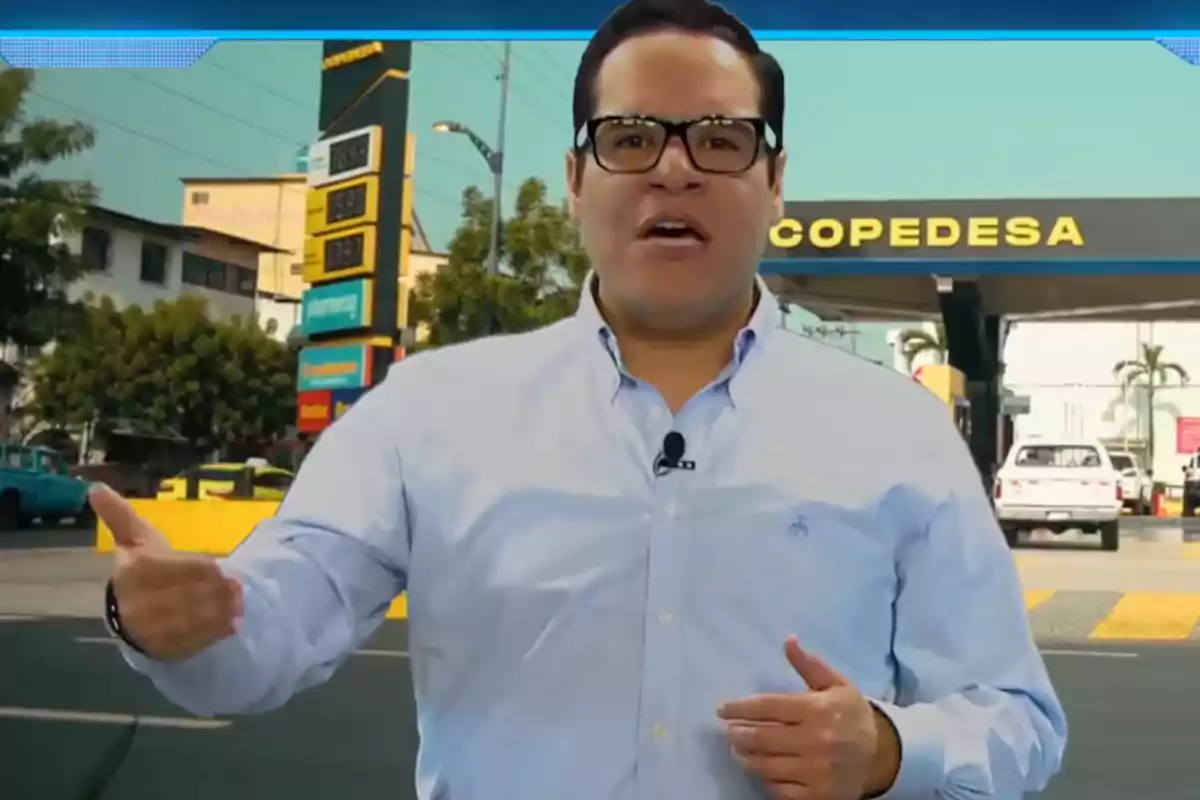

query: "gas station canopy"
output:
761 198 1200 321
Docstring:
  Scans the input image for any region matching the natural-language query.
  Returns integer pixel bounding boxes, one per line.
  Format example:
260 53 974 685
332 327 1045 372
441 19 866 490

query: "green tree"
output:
408 177 588 348
1114 342 1189 469
0 69 98 348
29 295 298 455
896 323 949 370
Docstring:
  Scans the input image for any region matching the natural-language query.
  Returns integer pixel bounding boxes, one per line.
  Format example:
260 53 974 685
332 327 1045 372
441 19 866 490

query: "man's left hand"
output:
717 637 900 800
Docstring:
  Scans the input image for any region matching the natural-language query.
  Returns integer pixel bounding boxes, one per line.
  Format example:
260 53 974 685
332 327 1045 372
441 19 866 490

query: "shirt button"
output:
658 610 674 623
652 724 668 740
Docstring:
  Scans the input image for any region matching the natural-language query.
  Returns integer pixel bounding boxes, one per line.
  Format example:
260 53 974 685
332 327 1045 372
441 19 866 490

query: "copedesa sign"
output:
769 214 1084 252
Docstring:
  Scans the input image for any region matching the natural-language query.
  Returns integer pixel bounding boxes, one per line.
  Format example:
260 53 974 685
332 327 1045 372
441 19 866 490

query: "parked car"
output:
0 442 93 531
1107 450 1153 515
993 435 1122 551
156 459 295 501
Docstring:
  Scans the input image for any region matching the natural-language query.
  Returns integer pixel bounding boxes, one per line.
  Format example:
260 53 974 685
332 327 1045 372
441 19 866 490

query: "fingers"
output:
91 484 169 552
727 721 822 756
719 694 818 724
784 637 849 691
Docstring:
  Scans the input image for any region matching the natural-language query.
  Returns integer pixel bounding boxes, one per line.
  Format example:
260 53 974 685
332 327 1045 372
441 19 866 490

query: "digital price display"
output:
307 125 383 188
303 225 378 284
305 176 379 236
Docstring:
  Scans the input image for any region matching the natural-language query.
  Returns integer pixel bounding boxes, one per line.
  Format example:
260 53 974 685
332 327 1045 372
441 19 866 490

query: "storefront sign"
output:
763 198 1200 261
331 387 367 420
297 390 333 433
1177 417 1200 454
297 342 373 392
302 279 373 336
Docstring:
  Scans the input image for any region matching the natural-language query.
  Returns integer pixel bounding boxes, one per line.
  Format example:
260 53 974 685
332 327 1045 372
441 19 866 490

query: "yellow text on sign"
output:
768 215 1085 251
323 41 383 70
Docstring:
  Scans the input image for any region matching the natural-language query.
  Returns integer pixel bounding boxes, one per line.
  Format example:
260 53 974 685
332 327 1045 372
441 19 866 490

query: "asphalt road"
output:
2 616 1198 800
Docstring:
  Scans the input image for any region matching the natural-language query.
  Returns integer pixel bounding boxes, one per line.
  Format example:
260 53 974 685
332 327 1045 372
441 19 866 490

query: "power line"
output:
200 58 314 111
121 70 309 147
28 89 456 219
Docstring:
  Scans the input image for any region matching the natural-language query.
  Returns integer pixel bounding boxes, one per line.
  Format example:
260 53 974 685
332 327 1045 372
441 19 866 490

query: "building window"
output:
182 252 227 290
80 226 111 272
140 241 168 284
181 252 208 287
228 264 257 297
191 191 209 205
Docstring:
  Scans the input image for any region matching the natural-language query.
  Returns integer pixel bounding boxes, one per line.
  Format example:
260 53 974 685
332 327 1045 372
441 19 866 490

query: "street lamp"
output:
431 43 511 285
432 118 505 279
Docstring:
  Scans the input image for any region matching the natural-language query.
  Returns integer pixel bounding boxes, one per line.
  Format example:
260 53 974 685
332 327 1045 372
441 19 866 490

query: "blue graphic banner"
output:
302 279 372 337
296 342 371 392
1 0 1200 37
331 387 367 421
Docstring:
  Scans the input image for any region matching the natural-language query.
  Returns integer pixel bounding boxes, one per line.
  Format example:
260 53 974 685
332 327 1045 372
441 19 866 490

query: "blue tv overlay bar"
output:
2 0 1200 36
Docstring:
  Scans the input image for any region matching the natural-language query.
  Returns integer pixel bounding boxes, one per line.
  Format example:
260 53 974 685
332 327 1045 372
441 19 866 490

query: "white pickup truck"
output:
1107 450 1153 516
993 436 1122 551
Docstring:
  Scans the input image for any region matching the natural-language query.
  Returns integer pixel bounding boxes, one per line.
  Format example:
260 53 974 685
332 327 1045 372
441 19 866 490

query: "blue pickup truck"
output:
0 442 93 530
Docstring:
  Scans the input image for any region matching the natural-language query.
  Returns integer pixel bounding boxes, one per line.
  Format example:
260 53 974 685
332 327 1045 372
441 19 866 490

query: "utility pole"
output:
488 42 511 279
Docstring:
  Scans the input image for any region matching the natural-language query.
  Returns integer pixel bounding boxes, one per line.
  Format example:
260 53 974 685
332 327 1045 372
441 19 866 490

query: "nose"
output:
648 137 703 193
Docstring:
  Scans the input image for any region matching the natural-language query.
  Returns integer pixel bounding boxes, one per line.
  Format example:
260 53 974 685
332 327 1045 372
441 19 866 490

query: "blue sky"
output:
20 40 1200 362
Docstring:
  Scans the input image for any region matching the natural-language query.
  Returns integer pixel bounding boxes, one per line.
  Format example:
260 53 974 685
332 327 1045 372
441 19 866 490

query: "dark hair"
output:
572 0 785 154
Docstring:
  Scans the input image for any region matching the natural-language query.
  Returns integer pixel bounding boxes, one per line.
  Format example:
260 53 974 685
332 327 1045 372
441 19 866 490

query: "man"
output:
97 0 1067 797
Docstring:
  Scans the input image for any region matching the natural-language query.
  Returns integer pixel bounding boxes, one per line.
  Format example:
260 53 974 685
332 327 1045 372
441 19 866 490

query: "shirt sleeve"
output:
870 406 1069 799
117 364 416 718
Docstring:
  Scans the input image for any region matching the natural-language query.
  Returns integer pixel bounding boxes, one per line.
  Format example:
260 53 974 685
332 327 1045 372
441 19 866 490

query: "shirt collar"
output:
574 271 779 404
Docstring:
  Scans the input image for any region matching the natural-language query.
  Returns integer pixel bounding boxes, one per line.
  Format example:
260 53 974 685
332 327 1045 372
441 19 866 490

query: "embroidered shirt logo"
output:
787 516 808 537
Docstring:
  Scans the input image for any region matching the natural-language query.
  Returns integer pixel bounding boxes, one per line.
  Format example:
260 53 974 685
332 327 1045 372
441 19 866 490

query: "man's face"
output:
567 30 786 332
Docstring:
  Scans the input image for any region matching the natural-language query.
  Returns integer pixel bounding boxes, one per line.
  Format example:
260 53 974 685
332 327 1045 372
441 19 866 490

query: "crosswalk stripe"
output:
1089 592 1200 640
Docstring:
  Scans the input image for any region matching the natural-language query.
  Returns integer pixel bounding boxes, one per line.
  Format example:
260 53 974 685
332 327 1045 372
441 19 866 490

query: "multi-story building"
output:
66 205 285 325
178 173 448 342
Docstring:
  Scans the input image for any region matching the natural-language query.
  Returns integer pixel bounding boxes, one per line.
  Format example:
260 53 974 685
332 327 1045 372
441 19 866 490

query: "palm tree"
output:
896 323 948 371
1113 343 1189 469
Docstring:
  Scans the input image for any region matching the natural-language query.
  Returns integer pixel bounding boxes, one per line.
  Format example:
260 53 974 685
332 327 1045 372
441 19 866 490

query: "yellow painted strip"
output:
1025 589 1055 610
1090 592 1200 640
385 593 408 619
1182 543 1200 560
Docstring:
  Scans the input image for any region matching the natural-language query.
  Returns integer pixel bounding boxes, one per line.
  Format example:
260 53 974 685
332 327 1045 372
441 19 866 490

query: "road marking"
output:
1090 592 1200 640
1041 649 1139 658
76 636 409 658
0 706 229 729
0 614 43 623
1024 589 1055 610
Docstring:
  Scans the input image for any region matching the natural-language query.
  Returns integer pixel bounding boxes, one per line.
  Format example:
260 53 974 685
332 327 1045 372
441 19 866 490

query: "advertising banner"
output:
302 279 373 336
331 386 367 421
296 341 373 392
297 390 333 433
764 198 1200 262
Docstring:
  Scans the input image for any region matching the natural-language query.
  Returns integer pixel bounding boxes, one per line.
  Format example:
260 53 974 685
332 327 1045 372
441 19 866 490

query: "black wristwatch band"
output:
104 579 147 655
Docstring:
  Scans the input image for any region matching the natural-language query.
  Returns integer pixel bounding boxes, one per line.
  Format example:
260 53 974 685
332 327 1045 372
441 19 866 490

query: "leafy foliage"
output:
0 69 98 347
408 177 589 349
29 294 298 454
895 323 948 370
1114 342 1189 468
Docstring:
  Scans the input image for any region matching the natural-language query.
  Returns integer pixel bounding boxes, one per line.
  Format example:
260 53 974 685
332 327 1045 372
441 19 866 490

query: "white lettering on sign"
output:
310 295 358 318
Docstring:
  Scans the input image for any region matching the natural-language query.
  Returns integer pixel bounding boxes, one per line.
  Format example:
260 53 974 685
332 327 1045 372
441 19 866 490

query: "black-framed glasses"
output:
579 115 777 175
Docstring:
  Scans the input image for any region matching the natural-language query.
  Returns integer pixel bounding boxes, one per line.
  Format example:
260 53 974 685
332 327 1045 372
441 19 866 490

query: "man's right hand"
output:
91 484 244 662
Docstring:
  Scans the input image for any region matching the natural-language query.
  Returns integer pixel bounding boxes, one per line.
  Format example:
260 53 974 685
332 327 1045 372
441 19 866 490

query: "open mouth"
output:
638 217 709 243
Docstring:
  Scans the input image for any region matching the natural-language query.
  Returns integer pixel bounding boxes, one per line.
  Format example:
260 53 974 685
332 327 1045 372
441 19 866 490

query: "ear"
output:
771 149 787 220
565 150 582 221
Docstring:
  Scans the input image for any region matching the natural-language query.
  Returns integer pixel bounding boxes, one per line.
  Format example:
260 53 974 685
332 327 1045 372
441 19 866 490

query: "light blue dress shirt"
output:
120 276 1066 799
